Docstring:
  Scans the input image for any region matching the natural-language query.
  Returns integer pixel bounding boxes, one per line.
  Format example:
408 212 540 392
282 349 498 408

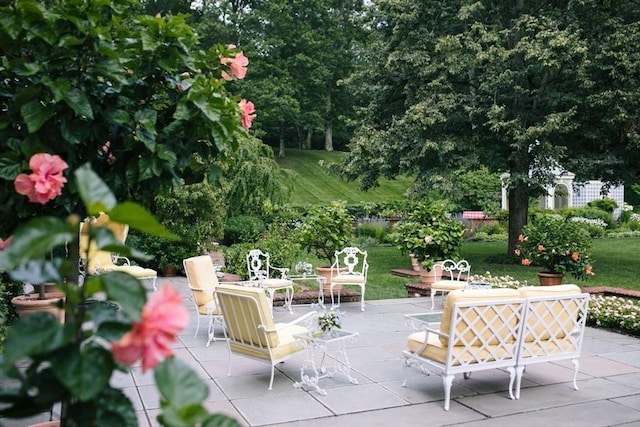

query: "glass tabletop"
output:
406 312 443 324
295 328 358 343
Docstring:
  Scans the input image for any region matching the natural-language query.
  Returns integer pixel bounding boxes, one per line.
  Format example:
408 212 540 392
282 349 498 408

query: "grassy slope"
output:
275 149 640 298
276 148 413 205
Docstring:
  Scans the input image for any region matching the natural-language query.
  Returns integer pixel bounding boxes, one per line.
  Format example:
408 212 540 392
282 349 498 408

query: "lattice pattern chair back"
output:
514 285 589 399
330 247 369 311
215 284 314 390
183 255 223 346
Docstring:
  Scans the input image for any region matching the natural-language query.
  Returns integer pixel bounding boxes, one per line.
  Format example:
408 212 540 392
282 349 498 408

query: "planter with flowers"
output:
390 202 465 286
515 214 595 285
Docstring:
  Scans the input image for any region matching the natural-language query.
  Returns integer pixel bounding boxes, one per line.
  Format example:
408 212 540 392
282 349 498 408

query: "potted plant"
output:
293 202 354 286
514 213 595 285
390 202 465 284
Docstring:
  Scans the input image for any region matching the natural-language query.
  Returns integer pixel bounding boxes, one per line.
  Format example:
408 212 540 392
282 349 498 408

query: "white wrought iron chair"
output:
183 255 225 347
79 213 158 291
330 247 369 311
246 249 294 314
430 259 471 309
215 284 316 390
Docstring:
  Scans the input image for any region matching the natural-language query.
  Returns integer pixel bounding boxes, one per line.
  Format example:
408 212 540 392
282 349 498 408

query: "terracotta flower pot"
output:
419 261 444 286
315 265 347 292
537 272 564 286
11 294 65 323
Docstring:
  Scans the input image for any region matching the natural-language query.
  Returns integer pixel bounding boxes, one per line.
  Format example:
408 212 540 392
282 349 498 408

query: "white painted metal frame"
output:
330 247 369 311
514 293 590 399
215 284 316 390
402 297 525 411
246 249 294 314
430 259 471 309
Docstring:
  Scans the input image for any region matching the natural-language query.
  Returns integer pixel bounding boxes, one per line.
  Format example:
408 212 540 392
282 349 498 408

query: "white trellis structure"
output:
500 171 625 218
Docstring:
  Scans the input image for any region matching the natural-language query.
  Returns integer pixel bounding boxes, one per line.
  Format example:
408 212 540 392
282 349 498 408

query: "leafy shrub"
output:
356 219 390 244
132 183 225 272
224 215 266 244
587 197 618 214
560 206 613 228
569 216 607 238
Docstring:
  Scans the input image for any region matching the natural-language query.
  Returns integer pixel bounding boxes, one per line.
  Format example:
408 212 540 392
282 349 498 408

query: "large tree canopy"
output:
0 0 248 235
341 0 640 253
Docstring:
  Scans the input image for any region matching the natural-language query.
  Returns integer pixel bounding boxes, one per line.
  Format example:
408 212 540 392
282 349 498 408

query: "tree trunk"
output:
507 182 529 256
278 123 286 158
304 125 313 149
324 83 334 151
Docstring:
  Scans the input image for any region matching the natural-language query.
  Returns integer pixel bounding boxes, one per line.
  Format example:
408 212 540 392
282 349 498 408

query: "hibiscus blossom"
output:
112 284 188 372
239 99 256 130
14 153 68 204
220 45 249 81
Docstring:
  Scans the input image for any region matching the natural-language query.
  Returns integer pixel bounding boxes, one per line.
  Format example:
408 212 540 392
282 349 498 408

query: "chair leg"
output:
443 374 454 411
194 315 201 338
268 365 275 390
514 365 525 399
360 286 365 311
571 358 580 391
430 289 437 310
206 315 215 347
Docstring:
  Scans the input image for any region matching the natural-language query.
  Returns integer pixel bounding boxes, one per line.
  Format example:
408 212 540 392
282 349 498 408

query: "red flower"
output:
14 153 68 204
521 258 531 266
112 284 188 372
220 45 249 81
514 248 521 257
571 252 580 261
239 99 256 130
537 244 545 252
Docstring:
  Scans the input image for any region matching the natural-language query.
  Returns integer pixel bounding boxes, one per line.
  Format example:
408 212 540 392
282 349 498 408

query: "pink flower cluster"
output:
112 285 188 372
14 153 68 204
219 45 256 131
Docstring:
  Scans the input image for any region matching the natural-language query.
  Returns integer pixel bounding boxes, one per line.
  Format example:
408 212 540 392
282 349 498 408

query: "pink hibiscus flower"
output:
14 153 68 204
112 284 188 372
220 45 249 81
239 99 256 130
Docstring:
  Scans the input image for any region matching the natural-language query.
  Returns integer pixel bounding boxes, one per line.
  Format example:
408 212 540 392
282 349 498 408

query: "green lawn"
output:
361 237 640 301
276 149 413 205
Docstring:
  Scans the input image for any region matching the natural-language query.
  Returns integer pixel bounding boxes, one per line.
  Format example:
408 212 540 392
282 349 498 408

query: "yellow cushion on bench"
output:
518 285 583 342
439 288 521 346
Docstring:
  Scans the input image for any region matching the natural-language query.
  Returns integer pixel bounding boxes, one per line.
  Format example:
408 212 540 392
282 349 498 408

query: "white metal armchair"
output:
183 255 225 347
330 247 369 311
246 249 294 314
215 284 315 390
430 259 471 309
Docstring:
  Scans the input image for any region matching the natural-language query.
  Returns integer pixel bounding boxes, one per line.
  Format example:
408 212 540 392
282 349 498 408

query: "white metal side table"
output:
405 312 443 331
293 328 359 395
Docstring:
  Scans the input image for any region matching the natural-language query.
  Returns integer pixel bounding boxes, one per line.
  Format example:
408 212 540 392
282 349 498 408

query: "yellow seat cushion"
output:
431 279 467 291
332 274 366 284
260 278 293 288
108 265 157 279
231 323 307 360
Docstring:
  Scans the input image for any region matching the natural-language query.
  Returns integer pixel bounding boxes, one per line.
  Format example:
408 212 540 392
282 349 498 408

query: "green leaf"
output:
0 217 74 270
101 272 147 321
75 163 117 214
95 388 138 427
52 345 113 401
111 202 178 239
155 358 208 409
20 100 55 133
2 313 74 365
64 88 94 119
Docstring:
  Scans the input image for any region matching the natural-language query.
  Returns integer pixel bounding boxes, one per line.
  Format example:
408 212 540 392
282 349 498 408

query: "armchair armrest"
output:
259 311 317 333
270 266 290 279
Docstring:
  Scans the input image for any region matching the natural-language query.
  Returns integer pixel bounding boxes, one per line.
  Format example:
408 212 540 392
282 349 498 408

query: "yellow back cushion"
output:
216 284 278 348
184 256 219 307
440 288 521 346
519 285 583 342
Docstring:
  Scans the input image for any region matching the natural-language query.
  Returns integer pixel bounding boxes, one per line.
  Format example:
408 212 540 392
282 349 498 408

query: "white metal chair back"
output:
330 247 369 311
246 249 273 281
440 259 470 281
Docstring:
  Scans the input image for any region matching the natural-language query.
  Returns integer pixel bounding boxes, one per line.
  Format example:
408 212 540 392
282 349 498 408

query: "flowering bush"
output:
0 161 239 426
391 202 464 271
587 295 640 336
469 272 529 289
515 214 595 281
